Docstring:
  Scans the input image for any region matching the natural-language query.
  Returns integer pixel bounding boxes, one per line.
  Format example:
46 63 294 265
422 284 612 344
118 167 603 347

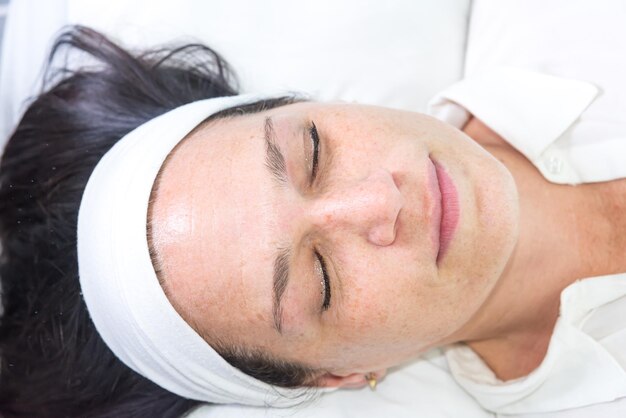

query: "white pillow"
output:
0 0 70 146
0 0 470 148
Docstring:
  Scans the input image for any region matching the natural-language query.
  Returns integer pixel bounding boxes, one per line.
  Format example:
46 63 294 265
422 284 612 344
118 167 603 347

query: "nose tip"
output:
367 219 398 246
364 169 403 246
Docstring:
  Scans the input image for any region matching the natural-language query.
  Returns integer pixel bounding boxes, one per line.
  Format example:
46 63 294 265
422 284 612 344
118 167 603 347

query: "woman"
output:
1 25 625 418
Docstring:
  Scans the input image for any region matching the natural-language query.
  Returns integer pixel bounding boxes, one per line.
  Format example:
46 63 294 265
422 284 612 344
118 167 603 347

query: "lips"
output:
432 160 459 263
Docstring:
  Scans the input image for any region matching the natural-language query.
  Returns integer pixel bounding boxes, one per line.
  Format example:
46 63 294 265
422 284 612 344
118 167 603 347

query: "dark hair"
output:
0 26 313 418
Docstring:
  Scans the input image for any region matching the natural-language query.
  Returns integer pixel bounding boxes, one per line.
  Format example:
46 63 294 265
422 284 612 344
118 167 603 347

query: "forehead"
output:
150 106 280 342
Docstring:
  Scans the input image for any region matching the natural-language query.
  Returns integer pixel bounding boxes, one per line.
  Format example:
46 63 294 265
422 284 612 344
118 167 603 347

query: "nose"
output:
308 168 404 246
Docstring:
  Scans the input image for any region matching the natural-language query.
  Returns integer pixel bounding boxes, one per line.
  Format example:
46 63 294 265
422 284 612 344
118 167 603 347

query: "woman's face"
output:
150 101 519 378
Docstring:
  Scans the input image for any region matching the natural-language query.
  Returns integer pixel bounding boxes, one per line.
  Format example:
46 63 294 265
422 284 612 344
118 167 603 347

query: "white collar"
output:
445 274 626 414
427 66 598 161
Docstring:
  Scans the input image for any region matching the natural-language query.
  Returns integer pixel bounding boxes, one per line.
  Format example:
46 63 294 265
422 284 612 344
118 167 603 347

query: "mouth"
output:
431 158 460 264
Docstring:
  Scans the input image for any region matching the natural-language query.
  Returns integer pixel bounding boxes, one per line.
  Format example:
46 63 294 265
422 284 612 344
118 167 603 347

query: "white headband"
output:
77 93 312 406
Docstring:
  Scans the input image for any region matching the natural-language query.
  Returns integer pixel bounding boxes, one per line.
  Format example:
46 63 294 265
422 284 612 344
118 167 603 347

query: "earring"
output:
365 373 377 390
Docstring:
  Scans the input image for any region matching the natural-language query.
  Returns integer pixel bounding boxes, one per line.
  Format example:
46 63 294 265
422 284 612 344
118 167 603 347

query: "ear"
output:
312 369 388 389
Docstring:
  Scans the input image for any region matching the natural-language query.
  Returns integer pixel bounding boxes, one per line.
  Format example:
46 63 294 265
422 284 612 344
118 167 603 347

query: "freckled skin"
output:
150 102 519 383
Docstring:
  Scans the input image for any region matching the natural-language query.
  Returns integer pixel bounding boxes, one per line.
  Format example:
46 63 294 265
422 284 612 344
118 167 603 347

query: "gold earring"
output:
365 373 377 390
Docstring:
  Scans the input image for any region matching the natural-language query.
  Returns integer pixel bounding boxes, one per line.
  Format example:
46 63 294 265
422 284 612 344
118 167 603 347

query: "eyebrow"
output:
264 116 291 334
264 117 288 185
272 247 290 333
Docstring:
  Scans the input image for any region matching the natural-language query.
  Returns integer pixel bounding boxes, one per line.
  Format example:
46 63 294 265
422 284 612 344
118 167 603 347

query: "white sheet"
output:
187 352 493 418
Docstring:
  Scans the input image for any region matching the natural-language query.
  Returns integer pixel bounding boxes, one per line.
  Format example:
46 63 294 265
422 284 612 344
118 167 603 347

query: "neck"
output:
451 119 626 379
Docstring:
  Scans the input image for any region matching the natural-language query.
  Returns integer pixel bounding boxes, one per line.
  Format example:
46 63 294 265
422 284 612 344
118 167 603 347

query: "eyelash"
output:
309 121 331 311
315 251 332 311
309 121 321 182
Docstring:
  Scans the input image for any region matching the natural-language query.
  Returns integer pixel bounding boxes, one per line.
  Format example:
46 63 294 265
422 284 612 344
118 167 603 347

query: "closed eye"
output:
315 251 332 311
309 121 331 311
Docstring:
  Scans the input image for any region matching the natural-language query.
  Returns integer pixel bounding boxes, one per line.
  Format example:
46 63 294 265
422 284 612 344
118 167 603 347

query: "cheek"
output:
330 248 428 342
324 114 401 167
331 243 493 350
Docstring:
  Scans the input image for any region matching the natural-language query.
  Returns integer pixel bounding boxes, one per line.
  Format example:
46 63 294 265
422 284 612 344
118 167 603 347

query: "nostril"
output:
390 170 404 191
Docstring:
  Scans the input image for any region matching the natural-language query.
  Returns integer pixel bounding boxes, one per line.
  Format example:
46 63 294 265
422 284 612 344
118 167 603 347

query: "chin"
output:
473 164 520 302
490 163 520 261
460 162 520 326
